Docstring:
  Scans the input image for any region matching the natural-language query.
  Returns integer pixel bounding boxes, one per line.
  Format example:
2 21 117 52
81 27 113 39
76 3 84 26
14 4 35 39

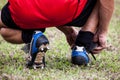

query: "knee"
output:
0 28 13 42
0 28 23 44
0 28 9 38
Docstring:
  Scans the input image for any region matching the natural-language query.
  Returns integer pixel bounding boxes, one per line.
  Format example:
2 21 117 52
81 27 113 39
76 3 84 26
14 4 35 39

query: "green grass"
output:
0 0 120 80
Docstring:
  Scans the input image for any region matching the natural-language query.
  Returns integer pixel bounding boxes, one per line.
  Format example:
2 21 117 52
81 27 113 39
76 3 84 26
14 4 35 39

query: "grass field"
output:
0 0 120 80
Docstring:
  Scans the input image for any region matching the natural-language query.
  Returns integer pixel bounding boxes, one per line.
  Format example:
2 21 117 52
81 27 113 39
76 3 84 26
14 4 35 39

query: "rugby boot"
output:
71 46 90 66
26 31 49 69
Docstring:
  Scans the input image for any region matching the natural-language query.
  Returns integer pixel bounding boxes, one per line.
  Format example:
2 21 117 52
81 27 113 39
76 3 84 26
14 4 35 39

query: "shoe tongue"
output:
75 46 84 51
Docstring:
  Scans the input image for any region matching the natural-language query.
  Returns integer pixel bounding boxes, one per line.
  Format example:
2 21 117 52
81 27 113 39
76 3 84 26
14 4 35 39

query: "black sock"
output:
21 31 34 43
21 28 46 43
75 31 97 52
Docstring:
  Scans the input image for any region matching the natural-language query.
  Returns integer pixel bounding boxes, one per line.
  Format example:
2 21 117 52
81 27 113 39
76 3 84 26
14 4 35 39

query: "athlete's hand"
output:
56 26 78 48
65 29 78 48
92 32 107 54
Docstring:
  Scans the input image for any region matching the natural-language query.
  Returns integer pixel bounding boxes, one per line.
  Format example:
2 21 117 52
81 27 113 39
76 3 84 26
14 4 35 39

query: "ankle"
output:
75 31 95 51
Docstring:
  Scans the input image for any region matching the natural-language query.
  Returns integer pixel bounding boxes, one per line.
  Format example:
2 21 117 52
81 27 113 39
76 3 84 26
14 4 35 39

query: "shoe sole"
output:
27 44 49 69
72 56 88 66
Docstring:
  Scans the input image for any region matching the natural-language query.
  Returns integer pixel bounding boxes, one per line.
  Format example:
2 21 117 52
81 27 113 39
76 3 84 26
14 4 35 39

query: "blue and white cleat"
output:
26 31 49 69
71 46 90 66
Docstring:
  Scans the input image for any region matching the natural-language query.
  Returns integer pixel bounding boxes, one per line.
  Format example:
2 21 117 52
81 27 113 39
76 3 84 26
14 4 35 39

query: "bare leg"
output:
56 1 99 48
0 28 24 44
0 11 24 44
81 0 99 33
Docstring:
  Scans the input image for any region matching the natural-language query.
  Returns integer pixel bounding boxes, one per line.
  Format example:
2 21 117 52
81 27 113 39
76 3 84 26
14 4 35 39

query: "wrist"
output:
97 27 108 35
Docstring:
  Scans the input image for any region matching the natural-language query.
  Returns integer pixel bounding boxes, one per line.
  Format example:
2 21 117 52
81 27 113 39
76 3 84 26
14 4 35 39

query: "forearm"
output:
98 0 114 34
56 26 77 35
56 26 78 48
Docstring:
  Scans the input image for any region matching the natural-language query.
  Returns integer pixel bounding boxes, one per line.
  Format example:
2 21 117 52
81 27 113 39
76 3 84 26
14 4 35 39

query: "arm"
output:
93 0 114 53
56 26 78 48
98 0 114 34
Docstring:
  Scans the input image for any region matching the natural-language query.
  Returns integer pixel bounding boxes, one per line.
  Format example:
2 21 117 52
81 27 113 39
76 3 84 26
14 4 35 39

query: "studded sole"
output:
27 44 49 69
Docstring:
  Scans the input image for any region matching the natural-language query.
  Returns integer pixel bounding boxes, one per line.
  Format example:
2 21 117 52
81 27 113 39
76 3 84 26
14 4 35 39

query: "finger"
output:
94 46 105 50
91 50 101 54
66 36 75 47
99 41 106 48
93 34 98 42
99 35 107 48
91 46 105 54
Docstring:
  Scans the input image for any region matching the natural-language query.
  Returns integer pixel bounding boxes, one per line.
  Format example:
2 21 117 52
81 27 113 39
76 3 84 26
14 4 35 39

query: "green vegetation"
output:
0 0 120 80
